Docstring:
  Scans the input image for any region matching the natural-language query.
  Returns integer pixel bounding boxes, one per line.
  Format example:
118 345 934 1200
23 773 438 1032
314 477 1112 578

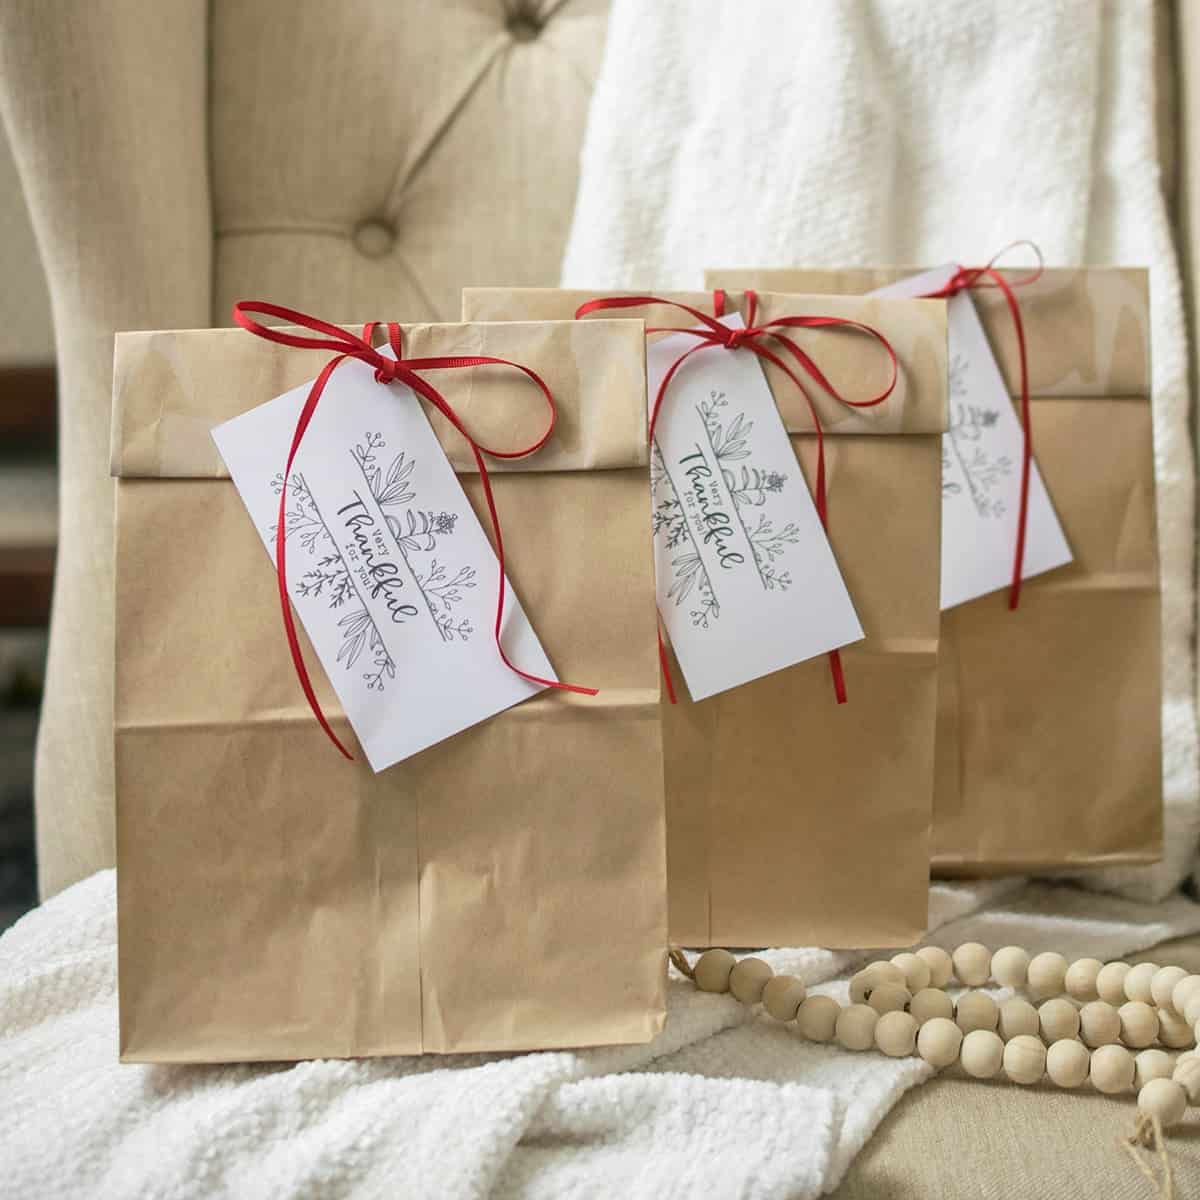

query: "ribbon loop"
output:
232 300 597 759
574 290 901 705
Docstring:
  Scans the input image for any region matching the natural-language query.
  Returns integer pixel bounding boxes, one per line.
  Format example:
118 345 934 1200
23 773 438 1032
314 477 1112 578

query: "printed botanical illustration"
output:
942 352 1011 518
652 390 801 630
270 431 476 691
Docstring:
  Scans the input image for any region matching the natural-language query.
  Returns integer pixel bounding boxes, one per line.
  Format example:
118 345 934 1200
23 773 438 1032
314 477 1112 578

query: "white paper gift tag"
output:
212 356 555 771
647 315 863 701
869 266 1073 609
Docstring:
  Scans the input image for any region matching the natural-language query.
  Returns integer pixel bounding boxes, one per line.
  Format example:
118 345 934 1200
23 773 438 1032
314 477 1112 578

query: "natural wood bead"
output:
1172 1055 1200 1103
1027 952 1069 999
916 1017 963 1069
910 987 955 1025
762 975 807 1022
1124 962 1159 1005
1171 974 1200 1019
849 962 904 1004
796 995 840 1043
1134 1049 1175 1090
1157 1008 1194 1049
998 998 1040 1041
991 946 1030 989
1091 1045 1136 1094
890 952 931 993
729 957 773 1005
693 949 737 993
848 971 874 1006
1079 1001 1121 1048
1137 1078 1188 1129
1096 962 1132 1006
1118 1001 1160 1049
1151 965 1189 1012
1184 991 1200 1026
836 1003 879 1051
874 1010 919 1057
916 946 953 989
1046 1039 1091 1088
952 943 992 987
960 1029 1005 1079
1038 998 1081 1044
1003 1034 1047 1085
956 991 999 1035
867 983 911 1016
1064 958 1103 1002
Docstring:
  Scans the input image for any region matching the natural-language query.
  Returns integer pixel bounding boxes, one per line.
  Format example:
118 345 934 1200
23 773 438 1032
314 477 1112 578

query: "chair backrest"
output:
0 0 607 896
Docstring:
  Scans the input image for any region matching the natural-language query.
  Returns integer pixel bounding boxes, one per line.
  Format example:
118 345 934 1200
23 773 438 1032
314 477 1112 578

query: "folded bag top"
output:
465 287 948 949
464 288 949 436
111 316 668 1063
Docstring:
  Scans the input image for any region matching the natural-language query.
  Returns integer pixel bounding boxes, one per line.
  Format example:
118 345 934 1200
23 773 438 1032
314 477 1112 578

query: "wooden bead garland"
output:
680 943 1200 1133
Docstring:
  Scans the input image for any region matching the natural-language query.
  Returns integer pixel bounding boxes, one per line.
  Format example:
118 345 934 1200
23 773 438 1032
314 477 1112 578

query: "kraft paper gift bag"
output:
465 288 948 948
111 316 667 1062
708 266 1161 874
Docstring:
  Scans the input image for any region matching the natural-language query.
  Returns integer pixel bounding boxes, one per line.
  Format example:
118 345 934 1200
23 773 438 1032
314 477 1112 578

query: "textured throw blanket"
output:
5 871 1200 1198
5 2 1197 1197
563 0 1198 903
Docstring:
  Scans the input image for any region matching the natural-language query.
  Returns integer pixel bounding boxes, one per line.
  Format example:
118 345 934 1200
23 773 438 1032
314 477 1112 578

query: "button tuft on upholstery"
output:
506 12 542 42
353 218 396 259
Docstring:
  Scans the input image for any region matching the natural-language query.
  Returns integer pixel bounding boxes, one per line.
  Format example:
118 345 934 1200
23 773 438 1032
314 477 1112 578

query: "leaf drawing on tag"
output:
699 391 753 460
723 464 787 508
944 402 1012 517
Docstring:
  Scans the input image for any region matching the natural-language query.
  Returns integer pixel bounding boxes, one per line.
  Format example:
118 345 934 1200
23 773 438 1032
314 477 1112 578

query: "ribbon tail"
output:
657 626 678 705
827 648 848 704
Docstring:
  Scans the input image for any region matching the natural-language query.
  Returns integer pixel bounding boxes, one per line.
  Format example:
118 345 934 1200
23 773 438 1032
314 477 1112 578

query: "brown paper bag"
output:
707 267 1162 873
112 317 668 1062
464 289 948 947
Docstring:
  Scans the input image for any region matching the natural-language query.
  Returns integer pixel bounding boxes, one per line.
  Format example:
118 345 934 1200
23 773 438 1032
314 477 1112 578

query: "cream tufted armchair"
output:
0 0 606 899
8 4 1200 1195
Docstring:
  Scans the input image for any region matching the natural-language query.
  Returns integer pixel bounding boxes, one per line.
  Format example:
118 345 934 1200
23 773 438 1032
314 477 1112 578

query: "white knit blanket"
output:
5 871 1200 1198
563 0 1199 902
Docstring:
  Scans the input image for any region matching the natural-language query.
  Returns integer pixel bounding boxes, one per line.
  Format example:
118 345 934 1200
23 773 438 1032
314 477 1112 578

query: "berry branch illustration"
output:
943 352 1011 518
697 391 797 594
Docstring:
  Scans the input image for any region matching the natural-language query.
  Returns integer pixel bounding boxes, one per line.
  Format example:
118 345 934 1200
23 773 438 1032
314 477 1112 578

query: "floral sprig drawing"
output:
266 429 478 694
651 445 721 629
744 513 801 590
944 402 1011 518
696 392 797 595
350 432 476 644
270 470 399 690
942 354 1011 517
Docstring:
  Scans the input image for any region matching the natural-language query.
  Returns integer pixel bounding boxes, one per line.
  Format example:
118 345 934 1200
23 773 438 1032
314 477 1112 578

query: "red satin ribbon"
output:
919 242 1044 609
575 289 899 705
232 300 597 759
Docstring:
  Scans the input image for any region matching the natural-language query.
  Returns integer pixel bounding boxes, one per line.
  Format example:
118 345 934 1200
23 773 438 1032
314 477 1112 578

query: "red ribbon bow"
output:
232 300 597 760
574 289 899 704
918 242 1045 609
